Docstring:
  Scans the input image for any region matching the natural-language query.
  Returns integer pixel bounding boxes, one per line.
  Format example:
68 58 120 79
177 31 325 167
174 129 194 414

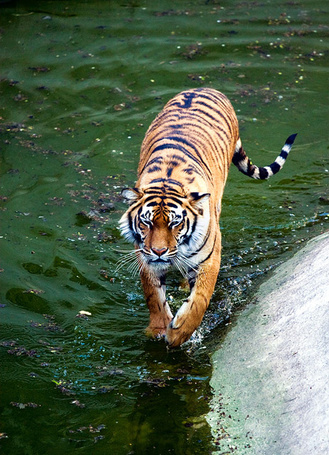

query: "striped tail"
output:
232 133 297 180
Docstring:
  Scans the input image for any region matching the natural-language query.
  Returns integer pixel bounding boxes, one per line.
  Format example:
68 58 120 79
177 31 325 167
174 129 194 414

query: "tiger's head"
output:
119 187 210 273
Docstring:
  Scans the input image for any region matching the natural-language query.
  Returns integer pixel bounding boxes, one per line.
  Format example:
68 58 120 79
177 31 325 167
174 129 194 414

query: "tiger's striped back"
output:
137 88 239 202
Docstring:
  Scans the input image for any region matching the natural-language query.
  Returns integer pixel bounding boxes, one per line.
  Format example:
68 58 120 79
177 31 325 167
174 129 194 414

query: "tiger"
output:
119 87 297 348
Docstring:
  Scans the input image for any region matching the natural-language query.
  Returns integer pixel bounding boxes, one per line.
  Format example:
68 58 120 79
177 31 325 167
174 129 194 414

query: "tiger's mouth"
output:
151 257 171 264
147 258 172 272
142 250 173 267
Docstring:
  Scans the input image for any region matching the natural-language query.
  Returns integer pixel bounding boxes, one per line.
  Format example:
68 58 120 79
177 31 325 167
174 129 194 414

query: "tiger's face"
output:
120 188 210 273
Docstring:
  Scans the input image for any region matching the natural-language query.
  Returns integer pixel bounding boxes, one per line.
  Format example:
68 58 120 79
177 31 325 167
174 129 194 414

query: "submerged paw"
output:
145 326 167 339
165 322 190 348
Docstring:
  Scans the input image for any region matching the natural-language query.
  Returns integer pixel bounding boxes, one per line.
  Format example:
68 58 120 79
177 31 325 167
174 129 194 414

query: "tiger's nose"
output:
151 247 168 257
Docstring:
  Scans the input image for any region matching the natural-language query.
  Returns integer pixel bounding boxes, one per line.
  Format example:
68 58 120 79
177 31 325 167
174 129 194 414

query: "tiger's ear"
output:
188 192 210 214
121 187 142 204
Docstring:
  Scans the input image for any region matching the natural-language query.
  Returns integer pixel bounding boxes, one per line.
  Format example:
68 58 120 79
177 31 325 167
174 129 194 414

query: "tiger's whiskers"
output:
172 254 199 279
115 248 143 275
116 248 199 280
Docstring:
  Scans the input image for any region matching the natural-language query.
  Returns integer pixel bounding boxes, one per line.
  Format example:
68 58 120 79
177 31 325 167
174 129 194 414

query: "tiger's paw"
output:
165 321 190 349
145 325 167 339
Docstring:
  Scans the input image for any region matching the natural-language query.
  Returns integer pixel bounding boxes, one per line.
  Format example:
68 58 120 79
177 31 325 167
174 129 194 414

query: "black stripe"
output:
180 217 191 244
143 193 184 206
181 91 196 108
128 212 142 243
159 274 166 286
166 167 174 177
188 271 197 290
185 227 211 257
259 168 269 179
128 211 134 232
143 194 162 204
144 187 182 198
286 133 297 145
146 201 159 207
165 195 185 204
172 153 187 162
151 143 187 154
145 157 163 168
166 135 197 152
143 188 163 195
181 212 197 245
269 162 280 174
149 177 184 188
198 237 217 265
169 123 184 129
232 150 245 164
148 165 162 173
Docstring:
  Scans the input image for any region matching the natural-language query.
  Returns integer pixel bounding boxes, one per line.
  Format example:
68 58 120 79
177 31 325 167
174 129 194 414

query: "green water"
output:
0 1 328 454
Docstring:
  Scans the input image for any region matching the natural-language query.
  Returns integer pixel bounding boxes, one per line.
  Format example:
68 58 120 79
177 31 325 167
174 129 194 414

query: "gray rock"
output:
207 232 329 454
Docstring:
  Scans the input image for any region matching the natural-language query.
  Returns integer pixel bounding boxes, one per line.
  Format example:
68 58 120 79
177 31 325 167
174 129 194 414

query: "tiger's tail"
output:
232 133 297 180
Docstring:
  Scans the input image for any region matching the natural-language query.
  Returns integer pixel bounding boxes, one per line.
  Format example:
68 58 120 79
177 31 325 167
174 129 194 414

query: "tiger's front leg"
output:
139 265 173 339
166 234 221 348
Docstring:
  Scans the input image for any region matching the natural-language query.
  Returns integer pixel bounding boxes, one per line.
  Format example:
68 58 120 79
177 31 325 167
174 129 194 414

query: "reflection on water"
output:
0 0 328 453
